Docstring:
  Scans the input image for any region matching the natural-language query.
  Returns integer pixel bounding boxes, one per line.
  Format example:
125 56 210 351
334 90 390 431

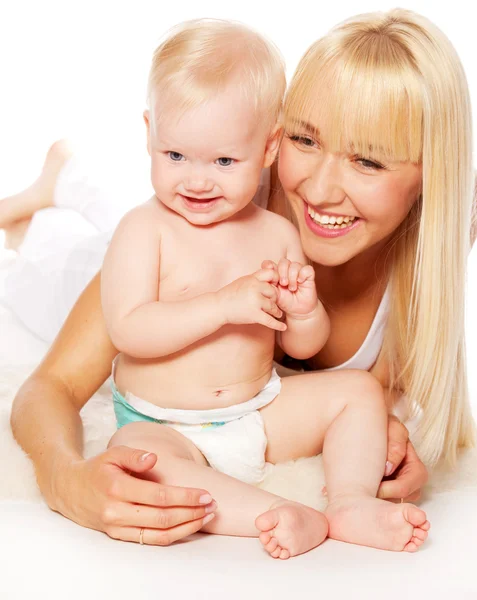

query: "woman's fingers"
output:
111 473 213 509
103 500 217 529
107 514 215 546
378 441 428 502
385 416 409 476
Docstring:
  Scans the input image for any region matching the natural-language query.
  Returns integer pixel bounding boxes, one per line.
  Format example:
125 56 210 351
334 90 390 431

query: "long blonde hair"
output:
279 9 476 466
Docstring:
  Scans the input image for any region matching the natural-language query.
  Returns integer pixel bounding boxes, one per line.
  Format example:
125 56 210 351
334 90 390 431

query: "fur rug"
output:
1 364 477 510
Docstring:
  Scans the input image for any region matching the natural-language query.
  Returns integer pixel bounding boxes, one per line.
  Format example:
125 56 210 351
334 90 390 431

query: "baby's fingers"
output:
287 262 302 291
254 268 279 285
297 264 315 284
261 260 277 271
277 259 291 286
255 308 287 331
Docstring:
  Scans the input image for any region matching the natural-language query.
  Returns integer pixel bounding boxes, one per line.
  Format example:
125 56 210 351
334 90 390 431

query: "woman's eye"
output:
216 157 234 167
356 157 385 170
288 135 317 148
169 151 184 161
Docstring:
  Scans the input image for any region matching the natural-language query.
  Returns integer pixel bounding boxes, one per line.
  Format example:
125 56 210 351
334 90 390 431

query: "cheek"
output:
351 179 414 227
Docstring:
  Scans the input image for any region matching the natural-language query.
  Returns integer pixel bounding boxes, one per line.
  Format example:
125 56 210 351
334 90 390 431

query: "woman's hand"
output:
377 415 428 503
56 446 216 546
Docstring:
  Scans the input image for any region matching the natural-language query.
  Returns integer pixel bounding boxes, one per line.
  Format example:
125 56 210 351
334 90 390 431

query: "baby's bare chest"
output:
158 229 285 301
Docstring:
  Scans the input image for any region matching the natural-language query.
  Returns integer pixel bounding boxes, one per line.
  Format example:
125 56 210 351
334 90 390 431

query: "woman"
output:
7 9 475 546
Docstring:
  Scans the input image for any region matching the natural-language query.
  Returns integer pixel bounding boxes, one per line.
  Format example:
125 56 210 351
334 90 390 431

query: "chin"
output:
300 235 359 267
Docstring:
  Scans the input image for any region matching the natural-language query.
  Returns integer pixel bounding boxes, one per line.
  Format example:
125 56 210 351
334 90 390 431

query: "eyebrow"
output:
289 119 321 137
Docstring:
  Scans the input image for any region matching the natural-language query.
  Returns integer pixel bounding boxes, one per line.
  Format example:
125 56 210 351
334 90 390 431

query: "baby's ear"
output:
263 124 283 169
143 110 151 156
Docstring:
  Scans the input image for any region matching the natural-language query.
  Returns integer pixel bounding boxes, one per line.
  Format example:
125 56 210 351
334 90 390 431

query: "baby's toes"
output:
271 546 283 559
279 548 290 560
259 531 272 546
255 509 279 533
421 520 431 532
411 535 425 547
264 537 279 554
403 540 419 553
413 527 428 542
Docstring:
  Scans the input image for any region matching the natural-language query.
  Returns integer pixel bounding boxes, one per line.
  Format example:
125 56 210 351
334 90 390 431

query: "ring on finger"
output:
139 527 145 545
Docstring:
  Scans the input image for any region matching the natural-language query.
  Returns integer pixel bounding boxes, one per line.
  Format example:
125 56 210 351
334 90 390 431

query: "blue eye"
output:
216 157 234 167
169 151 184 161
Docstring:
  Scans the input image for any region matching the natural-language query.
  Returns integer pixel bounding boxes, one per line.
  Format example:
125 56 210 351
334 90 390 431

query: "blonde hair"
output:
147 19 286 132
280 9 476 466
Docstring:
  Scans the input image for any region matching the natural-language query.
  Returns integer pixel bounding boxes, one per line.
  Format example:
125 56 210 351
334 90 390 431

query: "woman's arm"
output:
10 271 215 544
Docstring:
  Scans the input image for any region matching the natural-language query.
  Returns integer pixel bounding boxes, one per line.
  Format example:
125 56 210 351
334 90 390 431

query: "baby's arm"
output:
101 205 225 358
269 222 330 360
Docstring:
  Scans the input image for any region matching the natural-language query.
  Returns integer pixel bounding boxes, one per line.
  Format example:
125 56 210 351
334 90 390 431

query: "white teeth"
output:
307 206 358 228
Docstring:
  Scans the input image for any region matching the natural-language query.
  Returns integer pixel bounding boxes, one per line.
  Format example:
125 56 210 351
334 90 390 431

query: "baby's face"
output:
146 85 277 226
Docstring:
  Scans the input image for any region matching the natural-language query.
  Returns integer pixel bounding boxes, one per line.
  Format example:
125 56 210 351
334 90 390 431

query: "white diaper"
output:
115 370 281 485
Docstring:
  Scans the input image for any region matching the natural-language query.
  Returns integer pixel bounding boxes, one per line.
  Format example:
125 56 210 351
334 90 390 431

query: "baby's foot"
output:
325 495 430 552
255 501 328 560
0 139 73 228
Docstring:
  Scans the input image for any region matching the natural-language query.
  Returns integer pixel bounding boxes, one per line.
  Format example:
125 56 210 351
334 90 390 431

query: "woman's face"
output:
278 122 422 267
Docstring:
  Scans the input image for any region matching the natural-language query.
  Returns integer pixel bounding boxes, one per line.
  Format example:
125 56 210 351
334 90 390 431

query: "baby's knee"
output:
108 421 204 464
344 370 385 405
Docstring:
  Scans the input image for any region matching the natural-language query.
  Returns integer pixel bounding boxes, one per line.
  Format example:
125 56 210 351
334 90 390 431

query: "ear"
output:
263 124 283 169
143 109 151 156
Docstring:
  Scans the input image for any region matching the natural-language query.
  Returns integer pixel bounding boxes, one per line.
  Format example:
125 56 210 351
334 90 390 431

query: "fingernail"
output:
385 461 394 476
199 494 213 504
205 501 217 514
203 513 215 525
140 452 152 462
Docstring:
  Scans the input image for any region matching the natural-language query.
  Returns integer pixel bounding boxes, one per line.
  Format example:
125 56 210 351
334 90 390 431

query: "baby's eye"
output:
216 157 234 167
168 151 184 161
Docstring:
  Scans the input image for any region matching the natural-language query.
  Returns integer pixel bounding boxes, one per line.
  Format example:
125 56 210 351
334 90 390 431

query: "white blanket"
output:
1 250 477 600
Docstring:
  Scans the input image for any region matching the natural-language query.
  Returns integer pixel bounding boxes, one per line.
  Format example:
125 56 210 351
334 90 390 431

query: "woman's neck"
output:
314 238 392 307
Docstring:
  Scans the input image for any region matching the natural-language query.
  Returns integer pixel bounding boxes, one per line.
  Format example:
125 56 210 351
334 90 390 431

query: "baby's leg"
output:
109 422 327 557
260 370 430 552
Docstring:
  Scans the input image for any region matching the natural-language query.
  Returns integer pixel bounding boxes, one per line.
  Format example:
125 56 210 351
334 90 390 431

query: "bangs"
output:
283 34 424 164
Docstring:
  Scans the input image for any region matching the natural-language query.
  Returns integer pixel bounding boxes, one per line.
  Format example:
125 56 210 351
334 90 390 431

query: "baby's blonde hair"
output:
147 19 286 132
281 9 476 466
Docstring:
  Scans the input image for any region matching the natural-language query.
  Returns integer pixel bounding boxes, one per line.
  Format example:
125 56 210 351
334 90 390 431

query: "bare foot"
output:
255 501 328 560
325 494 430 552
0 139 73 229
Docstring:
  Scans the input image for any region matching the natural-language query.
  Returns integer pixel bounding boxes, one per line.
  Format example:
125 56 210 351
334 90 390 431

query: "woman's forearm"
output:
10 372 84 510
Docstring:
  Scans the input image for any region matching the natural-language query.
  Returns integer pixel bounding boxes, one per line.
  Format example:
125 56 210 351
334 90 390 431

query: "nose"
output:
306 152 346 207
184 167 214 194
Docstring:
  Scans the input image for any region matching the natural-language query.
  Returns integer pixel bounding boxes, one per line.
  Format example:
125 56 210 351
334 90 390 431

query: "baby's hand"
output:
261 259 318 318
216 269 287 332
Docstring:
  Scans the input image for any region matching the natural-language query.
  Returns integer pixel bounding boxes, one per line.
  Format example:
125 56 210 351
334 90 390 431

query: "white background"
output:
0 0 476 408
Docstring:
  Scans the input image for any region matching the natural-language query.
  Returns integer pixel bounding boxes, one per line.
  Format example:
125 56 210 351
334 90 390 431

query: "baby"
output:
102 19 429 558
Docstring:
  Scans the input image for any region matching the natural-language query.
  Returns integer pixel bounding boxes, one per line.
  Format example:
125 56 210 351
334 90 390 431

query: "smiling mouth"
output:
182 195 220 202
307 204 360 229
